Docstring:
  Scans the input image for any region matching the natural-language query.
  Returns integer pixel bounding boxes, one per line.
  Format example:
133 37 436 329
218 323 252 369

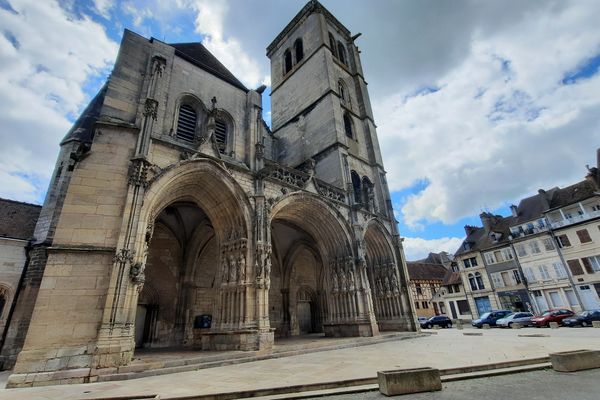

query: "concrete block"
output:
549 322 559 329
463 332 483 336
482 324 490 329
592 321 600 328
378 368 442 396
511 323 522 329
550 350 600 372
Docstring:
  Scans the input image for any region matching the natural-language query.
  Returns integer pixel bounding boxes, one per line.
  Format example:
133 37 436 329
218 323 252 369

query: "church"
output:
2 0 416 387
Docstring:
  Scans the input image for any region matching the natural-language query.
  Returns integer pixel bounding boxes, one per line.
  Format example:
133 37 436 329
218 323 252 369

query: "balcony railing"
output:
550 209 600 229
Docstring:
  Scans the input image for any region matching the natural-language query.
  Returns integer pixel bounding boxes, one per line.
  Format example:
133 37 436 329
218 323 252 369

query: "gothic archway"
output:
268 192 378 337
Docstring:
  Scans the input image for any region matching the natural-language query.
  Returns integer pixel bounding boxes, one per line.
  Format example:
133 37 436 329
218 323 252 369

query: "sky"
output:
1 0 599 260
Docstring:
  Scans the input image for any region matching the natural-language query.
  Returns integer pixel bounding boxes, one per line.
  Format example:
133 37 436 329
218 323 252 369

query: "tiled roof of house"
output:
442 269 462 286
406 262 447 281
170 42 248 92
0 198 41 240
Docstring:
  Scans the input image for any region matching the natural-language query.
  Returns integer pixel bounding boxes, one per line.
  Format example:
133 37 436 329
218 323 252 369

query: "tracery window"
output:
329 33 337 57
351 170 361 204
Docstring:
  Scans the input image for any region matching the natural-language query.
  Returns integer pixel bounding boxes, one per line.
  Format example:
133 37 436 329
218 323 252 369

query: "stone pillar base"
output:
323 321 379 337
196 329 274 352
378 316 416 332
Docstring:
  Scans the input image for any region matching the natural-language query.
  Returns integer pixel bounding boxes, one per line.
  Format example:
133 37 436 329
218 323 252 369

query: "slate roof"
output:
61 84 107 145
170 42 248 92
406 262 447 281
442 270 462 286
0 198 41 240
548 179 597 209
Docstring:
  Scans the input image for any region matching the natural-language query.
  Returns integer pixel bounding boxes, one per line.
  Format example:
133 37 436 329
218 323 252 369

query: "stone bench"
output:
549 350 600 372
378 367 442 396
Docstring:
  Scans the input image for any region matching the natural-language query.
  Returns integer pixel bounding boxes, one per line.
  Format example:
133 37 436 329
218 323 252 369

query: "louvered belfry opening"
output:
215 119 227 153
176 104 197 142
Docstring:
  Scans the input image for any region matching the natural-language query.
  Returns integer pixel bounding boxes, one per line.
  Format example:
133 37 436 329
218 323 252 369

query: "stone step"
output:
232 357 552 400
97 333 424 382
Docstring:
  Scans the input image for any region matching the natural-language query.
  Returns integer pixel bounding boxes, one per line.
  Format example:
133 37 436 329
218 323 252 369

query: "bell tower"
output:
267 0 391 217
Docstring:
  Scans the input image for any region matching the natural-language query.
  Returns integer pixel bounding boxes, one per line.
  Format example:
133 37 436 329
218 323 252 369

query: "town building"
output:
0 199 41 344
406 253 449 318
0 1 416 388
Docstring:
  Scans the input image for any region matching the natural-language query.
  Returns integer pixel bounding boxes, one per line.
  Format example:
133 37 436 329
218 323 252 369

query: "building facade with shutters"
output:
447 151 600 319
406 253 450 318
1 1 416 388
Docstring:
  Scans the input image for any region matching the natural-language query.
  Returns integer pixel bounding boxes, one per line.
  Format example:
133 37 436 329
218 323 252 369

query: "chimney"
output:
479 212 492 232
538 189 550 209
510 204 518 217
464 225 478 236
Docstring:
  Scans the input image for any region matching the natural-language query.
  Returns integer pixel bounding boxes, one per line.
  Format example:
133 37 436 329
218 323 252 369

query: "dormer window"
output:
294 39 304 63
176 104 197 142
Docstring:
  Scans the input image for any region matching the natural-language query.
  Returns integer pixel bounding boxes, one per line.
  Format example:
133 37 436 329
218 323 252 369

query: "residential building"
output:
433 261 472 321
407 253 449 318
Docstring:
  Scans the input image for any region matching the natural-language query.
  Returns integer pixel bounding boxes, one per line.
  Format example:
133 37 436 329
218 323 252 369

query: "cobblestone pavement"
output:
0 327 599 399
305 368 600 400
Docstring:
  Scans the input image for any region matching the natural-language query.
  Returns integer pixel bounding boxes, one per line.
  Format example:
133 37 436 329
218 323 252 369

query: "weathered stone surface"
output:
378 368 442 396
550 350 600 372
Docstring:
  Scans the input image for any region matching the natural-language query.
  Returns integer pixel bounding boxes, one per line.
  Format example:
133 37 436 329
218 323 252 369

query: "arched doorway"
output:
268 192 378 338
136 201 218 348
363 220 409 331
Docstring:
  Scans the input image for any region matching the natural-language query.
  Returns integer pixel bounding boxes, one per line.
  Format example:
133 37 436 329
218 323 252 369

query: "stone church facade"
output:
3 1 416 387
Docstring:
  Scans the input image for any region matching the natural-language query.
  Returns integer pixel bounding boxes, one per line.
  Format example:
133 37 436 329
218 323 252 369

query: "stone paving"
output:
0 327 599 399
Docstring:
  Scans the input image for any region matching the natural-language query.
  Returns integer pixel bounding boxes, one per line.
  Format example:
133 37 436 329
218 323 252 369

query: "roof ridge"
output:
0 198 42 208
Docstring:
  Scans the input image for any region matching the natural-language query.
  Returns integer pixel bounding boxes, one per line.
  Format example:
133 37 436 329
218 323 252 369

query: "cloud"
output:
92 0 114 19
0 0 118 203
375 1 600 228
402 236 464 262
190 0 269 89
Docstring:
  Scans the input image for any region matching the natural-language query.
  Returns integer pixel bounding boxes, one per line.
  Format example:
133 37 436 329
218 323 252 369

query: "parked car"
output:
420 315 453 329
471 310 512 328
531 309 574 327
562 309 600 327
496 312 534 328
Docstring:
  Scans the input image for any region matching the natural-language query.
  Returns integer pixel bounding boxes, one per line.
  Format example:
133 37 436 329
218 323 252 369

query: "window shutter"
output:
176 104 197 142
581 258 594 274
567 259 584 276
215 119 227 153
576 229 592 243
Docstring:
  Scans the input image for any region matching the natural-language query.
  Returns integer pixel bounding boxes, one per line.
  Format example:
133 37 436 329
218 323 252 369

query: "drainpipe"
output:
0 238 33 353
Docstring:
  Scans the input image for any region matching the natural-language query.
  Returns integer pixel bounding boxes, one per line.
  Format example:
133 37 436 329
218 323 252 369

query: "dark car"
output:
420 315 453 329
531 308 574 327
562 309 600 327
471 310 512 328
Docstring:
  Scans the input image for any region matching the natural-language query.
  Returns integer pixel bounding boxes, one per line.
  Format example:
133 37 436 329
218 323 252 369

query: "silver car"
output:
496 312 533 328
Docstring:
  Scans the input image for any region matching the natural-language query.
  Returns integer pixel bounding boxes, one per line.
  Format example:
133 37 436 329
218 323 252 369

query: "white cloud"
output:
375 1 600 228
92 0 114 19
402 236 464 262
191 0 270 89
0 0 118 203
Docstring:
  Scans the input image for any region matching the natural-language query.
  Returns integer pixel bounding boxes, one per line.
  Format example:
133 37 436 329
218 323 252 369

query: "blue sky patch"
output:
562 53 600 84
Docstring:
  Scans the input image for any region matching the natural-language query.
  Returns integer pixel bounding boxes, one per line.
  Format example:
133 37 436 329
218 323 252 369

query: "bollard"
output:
433 325 440 330
482 324 490 329
549 322 559 329
456 321 463 330
511 322 522 329
592 321 600 328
